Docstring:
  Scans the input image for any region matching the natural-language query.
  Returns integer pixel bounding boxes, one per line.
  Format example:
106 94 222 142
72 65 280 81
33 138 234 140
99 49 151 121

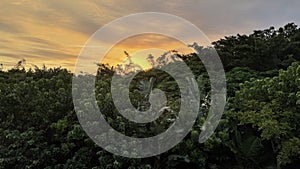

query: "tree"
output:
227 62 300 168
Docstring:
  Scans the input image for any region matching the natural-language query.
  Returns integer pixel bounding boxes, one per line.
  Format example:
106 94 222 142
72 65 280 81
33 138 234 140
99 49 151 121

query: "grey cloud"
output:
18 36 57 45
0 52 21 58
1 0 299 70
43 1 105 36
95 0 300 39
164 0 300 37
24 48 76 60
0 22 21 33
2 0 300 40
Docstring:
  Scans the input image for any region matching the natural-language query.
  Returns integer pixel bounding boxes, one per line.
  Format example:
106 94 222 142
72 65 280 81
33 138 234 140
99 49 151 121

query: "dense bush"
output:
0 23 300 168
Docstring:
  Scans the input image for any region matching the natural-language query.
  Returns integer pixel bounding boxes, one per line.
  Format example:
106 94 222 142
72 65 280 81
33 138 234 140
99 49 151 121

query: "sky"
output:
0 0 299 72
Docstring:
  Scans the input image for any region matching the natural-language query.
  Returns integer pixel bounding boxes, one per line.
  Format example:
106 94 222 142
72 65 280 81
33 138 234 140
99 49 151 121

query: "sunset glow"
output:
1 0 299 71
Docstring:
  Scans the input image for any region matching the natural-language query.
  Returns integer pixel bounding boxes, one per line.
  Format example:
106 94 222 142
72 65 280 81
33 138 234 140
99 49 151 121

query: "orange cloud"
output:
101 33 193 69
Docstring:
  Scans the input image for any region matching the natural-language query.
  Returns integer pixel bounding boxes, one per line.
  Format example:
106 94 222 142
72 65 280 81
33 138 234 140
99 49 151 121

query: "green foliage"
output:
1 23 300 168
213 23 300 71
226 62 300 168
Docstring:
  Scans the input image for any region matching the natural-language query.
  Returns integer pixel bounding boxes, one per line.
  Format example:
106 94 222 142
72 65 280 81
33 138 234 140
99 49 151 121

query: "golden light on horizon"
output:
1 0 296 73
101 33 194 69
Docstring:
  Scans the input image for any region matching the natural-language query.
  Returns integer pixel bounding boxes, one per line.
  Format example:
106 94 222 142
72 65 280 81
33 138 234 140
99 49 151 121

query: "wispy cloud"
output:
0 0 299 71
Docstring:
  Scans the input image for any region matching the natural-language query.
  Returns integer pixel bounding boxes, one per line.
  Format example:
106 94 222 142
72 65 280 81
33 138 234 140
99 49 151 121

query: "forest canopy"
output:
0 23 300 169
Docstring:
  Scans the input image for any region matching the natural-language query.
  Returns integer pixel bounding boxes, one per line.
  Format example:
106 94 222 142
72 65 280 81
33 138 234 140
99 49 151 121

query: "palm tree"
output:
123 50 142 73
15 59 26 69
147 54 155 67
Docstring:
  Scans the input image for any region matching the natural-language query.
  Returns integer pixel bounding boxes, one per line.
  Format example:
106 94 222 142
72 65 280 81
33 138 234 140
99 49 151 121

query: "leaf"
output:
239 136 263 159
